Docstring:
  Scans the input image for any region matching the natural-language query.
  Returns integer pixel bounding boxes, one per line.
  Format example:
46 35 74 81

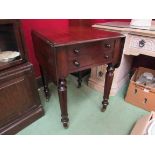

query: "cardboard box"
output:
125 67 155 112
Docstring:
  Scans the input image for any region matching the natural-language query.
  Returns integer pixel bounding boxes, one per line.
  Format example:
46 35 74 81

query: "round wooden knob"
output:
73 60 80 67
74 49 80 54
104 55 109 59
105 44 111 48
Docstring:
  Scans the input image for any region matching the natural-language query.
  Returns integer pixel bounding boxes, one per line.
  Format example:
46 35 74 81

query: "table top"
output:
92 22 155 37
32 26 124 47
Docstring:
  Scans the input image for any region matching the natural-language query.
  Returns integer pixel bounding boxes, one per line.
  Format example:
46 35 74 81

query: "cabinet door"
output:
0 20 27 71
0 65 40 128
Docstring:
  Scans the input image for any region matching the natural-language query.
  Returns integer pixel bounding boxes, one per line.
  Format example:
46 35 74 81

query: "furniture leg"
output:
101 63 115 112
58 79 69 128
39 65 50 101
77 71 82 88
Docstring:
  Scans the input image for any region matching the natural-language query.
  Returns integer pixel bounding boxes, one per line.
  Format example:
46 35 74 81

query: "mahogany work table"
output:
32 26 125 128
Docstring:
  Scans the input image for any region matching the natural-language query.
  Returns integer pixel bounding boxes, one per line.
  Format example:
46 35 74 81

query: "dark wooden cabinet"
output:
0 20 44 134
0 20 27 71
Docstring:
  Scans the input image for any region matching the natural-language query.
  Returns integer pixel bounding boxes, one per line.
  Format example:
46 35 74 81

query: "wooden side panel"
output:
31 32 57 83
112 37 125 68
0 63 43 132
56 47 69 79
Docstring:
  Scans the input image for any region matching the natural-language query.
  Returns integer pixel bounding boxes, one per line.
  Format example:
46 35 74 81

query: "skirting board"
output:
0 105 44 135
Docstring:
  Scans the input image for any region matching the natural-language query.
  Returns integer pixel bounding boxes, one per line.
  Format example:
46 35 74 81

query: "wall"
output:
69 19 130 26
21 19 69 77
91 19 130 24
21 19 130 77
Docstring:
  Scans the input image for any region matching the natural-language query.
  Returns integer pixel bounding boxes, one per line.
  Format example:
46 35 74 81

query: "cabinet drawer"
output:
67 40 115 59
124 34 155 56
68 49 113 72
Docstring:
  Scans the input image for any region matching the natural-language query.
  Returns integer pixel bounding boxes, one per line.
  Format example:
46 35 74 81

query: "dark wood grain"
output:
32 26 125 128
0 20 44 134
69 20 93 87
32 26 124 47
39 65 50 101
58 79 69 128
101 64 115 112
0 106 44 135
0 63 44 134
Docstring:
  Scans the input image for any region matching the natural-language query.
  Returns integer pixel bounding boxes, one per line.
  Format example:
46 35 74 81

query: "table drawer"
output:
67 40 115 59
68 49 113 72
124 34 155 56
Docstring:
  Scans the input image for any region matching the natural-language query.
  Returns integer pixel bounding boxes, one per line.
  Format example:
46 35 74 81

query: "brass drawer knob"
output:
105 43 111 48
73 60 80 67
74 49 80 54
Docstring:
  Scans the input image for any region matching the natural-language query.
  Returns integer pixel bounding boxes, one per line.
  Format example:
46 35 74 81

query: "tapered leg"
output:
58 79 69 128
39 65 50 101
77 72 82 88
101 64 115 112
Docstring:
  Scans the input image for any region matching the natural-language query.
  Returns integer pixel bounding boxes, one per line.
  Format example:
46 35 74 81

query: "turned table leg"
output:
58 79 69 128
77 72 82 88
39 65 50 101
101 63 115 112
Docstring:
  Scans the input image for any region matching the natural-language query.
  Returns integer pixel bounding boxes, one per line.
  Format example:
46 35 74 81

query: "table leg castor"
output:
61 116 69 128
62 122 69 128
101 100 109 112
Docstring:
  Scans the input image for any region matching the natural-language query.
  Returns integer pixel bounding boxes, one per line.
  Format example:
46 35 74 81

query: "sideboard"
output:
88 21 155 95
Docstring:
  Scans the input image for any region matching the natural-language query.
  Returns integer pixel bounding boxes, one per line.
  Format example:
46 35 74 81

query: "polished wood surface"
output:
0 20 44 134
32 26 124 47
0 63 44 134
101 64 115 112
32 26 125 128
69 20 92 87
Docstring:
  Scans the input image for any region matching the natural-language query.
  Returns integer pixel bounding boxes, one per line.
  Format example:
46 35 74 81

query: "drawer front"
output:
67 40 115 59
67 40 115 72
69 49 113 72
124 34 155 56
